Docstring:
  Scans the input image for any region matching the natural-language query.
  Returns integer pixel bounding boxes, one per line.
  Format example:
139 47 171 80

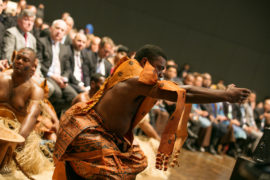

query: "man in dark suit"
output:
89 36 114 77
37 19 77 113
69 33 94 93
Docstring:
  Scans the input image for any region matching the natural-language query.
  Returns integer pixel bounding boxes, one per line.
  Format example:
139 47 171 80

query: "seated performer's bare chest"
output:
95 80 145 136
0 80 31 116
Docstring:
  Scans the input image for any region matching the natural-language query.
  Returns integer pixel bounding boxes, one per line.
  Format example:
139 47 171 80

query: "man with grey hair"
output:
1 8 36 61
37 19 77 115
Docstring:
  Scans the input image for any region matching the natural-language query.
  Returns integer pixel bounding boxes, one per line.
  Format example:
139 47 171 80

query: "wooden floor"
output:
0 150 236 180
170 149 236 180
138 149 236 180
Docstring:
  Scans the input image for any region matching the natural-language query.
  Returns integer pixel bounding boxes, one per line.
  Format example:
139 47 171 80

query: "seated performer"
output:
71 73 105 105
0 47 52 176
53 44 250 179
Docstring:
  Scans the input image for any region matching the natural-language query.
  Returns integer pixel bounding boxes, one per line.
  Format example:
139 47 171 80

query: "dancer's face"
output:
150 56 166 79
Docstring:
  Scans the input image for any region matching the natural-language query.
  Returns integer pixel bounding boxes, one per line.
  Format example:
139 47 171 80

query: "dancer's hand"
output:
226 84 251 103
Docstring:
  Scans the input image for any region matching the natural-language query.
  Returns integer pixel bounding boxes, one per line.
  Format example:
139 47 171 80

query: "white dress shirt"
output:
96 57 106 76
73 50 84 86
47 42 61 77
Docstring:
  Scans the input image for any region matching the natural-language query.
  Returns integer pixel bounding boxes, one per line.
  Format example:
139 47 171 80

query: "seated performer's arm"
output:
19 85 44 139
44 103 59 133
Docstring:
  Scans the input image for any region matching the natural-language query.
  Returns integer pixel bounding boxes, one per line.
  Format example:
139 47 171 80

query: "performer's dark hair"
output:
135 44 167 62
91 73 105 83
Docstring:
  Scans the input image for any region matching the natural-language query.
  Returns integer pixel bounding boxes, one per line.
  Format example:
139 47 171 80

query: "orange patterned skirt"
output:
54 109 147 180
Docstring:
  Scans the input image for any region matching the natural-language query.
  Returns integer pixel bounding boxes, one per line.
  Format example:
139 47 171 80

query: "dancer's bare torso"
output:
95 77 147 136
0 72 38 122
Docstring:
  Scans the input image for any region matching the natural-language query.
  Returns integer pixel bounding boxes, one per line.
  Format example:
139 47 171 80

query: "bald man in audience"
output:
69 33 95 93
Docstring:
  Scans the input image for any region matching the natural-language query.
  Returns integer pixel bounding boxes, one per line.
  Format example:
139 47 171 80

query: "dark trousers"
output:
47 78 77 115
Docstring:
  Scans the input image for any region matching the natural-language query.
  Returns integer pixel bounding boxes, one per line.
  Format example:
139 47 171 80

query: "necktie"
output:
77 53 84 81
24 33 27 46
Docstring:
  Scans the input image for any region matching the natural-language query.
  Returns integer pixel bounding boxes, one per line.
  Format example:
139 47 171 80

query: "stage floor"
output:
138 149 236 180
0 149 236 180
170 149 235 180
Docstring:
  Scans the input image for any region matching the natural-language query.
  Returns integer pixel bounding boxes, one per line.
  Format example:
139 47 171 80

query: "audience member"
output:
61 12 70 20
69 33 94 93
36 3 44 19
1 9 36 62
200 73 228 154
179 63 190 79
89 36 114 77
89 35 101 53
254 97 270 130
0 0 16 29
62 15 74 45
242 95 263 152
166 59 177 67
110 44 129 68
37 19 77 114
189 74 212 152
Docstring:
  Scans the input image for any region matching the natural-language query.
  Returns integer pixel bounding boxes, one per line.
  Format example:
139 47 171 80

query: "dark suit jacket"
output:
88 50 112 77
69 47 94 93
63 35 72 46
37 36 72 79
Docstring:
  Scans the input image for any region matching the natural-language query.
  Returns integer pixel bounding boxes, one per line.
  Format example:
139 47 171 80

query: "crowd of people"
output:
0 0 268 179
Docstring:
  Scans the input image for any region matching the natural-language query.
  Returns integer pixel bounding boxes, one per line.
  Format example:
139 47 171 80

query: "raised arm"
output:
183 84 250 104
133 78 250 104
19 85 44 139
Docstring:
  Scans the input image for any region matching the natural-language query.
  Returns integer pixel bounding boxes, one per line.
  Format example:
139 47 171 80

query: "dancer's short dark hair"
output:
135 44 167 62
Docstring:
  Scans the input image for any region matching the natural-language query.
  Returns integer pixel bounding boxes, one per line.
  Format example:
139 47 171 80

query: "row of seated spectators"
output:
0 0 269 159
141 64 270 158
0 0 131 116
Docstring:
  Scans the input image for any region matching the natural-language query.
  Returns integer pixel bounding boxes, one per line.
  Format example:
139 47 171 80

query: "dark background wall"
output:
28 0 270 101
